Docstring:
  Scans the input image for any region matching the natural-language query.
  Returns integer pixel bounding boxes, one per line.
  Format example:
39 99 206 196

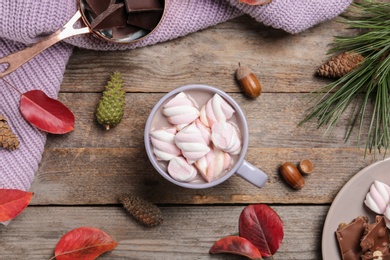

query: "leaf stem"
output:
0 77 22 95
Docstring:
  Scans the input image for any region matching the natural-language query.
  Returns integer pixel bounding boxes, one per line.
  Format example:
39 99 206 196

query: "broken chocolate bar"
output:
86 0 116 15
90 3 127 30
127 10 163 31
83 0 164 42
361 216 390 260
124 0 162 12
112 25 141 39
336 216 368 260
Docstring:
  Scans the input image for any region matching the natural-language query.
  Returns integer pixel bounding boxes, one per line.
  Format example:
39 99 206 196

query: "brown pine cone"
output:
0 114 19 151
119 195 163 227
317 51 364 78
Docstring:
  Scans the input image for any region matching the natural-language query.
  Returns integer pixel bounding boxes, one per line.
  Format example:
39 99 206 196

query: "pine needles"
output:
299 0 390 158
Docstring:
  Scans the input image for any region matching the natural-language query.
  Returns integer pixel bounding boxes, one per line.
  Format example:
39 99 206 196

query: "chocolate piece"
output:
83 1 94 13
127 10 163 31
124 0 163 12
112 25 140 39
362 250 390 260
336 216 368 260
86 0 116 15
361 216 390 259
90 3 127 30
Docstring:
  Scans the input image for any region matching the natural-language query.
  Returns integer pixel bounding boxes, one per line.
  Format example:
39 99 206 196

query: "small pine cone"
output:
119 195 163 227
96 71 125 130
0 114 19 151
317 51 364 78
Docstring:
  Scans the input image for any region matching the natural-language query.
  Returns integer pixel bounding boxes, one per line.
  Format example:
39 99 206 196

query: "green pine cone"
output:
96 71 125 130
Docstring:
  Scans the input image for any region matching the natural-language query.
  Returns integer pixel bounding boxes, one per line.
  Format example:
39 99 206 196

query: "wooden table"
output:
0 15 384 259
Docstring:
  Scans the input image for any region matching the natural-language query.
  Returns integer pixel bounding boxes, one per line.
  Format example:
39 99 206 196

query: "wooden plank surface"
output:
61 17 350 94
30 91 381 205
1 14 383 260
0 205 327 260
31 147 370 205
46 93 375 149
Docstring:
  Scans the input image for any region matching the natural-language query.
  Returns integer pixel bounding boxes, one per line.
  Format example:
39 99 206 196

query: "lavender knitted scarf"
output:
0 0 352 191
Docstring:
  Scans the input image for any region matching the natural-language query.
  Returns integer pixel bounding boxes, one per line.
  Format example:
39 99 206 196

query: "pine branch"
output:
300 0 390 158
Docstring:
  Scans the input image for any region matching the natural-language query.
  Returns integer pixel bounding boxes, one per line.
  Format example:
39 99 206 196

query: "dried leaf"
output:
209 236 263 259
238 0 272 6
20 90 74 134
54 227 118 260
239 204 284 257
0 189 33 222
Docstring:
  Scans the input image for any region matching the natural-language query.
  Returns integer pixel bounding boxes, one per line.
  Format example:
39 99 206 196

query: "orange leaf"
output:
54 227 118 260
210 236 263 259
0 189 33 222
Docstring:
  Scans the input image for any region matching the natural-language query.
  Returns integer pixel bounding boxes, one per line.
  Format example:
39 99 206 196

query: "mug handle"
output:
236 160 268 188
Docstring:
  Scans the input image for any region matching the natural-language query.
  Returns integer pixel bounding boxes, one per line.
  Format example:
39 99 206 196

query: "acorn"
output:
119 195 163 227
235 64 262 98
279 162 305 190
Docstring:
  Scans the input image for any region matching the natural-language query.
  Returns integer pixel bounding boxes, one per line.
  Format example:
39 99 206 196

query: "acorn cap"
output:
298 159 314 175
235 65 252 80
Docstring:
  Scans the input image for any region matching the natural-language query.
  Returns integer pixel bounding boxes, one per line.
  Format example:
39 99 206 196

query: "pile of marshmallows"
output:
365 180 390 228
150 92 242 183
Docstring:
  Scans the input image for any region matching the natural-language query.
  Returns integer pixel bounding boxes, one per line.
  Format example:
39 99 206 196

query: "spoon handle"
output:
0 10 90 78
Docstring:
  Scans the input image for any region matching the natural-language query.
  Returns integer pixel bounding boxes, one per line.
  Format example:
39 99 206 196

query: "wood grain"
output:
0 205 328 259
48 92 376 149
61 17 350 94
31 147 372 205
2 14 380 260
32 90 383 205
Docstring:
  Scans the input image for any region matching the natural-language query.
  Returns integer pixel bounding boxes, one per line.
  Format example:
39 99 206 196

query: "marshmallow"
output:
211 121 241 155
364 180 390 214
167 157 197 182
385 204 390 229
199 93 234 127
195 119 211 145
162 92 199 130
174 123 210 164
150 127 181 161
195 147 231 182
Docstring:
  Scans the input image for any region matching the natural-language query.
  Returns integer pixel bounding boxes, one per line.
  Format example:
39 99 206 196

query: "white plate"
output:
322 157 390 259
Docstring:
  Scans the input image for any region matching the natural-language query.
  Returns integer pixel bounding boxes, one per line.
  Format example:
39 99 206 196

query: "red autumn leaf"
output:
209 236 263 259
0 189 33 222
53 227 118 260
20 90 74 134
239 204 284 257
238 0 272 6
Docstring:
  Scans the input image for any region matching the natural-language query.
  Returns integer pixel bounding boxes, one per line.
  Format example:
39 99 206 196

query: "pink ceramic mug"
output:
144 84 268 189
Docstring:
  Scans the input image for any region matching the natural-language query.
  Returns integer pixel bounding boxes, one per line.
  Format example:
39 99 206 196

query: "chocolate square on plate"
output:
336 216 368 260
360 216 390 260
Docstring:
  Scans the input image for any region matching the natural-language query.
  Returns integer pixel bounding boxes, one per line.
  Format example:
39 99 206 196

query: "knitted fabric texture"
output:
0 0 352 192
